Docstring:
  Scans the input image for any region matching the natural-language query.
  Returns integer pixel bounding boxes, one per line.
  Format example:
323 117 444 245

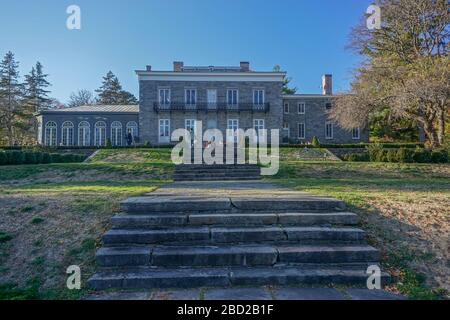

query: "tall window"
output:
126 121 138 143
284 103 289 114
298 102 305 114
227 119 239 143
227 89 238 107
253 119 265 132
159 88 170 106
78 121 90 146
352 127 360 140
94 121 107 146
298 122 305 139
253 89 265 106
185 89 196 107
111 121 123 146
45 121 57 146
325 122 333 139
159 119 170 143
61 121 74 146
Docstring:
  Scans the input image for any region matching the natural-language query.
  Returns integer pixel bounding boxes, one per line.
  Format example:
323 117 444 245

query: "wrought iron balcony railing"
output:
153 102 270 113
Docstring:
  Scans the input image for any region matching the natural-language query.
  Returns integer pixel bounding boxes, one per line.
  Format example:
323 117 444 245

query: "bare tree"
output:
68 89 95 108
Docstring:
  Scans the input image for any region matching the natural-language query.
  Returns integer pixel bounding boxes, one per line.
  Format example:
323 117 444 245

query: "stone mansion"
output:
36 62 368 147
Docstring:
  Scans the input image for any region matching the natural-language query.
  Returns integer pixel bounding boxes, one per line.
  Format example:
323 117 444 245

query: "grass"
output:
0 147 448 300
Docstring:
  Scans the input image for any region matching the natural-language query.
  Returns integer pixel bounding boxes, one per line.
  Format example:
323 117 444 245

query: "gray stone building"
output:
36 62 368 146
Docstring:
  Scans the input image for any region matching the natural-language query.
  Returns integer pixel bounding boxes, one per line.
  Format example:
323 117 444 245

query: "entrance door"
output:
227 119 239 144
159 119 170 143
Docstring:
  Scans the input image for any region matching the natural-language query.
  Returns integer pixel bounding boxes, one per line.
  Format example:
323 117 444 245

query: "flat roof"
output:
38 105 139 114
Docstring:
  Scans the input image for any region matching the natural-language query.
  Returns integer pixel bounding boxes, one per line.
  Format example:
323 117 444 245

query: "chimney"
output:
146 65 152 71
173 61 184 72
322 74 332 95
240 61 250 72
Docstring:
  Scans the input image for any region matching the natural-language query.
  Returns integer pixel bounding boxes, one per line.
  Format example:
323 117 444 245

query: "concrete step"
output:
102 226 366 246
88 265 390 290
174 176 262 182
173 172 261 178
111 212 359 229
120 197 346 214
96 245 379 267
176 164 260 170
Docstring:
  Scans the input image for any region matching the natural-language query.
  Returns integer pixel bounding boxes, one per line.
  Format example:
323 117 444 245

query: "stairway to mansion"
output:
88 180 389 291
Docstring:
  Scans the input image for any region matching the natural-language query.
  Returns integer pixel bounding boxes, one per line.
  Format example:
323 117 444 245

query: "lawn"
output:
0 147 448 299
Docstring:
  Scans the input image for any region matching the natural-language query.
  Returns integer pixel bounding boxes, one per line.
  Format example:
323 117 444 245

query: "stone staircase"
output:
174 164 261 181
88 182 389 290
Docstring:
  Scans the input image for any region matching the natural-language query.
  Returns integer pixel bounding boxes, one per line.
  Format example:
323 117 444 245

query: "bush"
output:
34 152 44 164
412 148 432 163
50 153 62 163
41 153 52 164
7 151 25 165
386 149 398 163
366 143 383 162
0 152 7 165
24 152 37 164
105 139 112 148
311 136 320 147
342 153 369 162
396 147 414 163
430 149 448 163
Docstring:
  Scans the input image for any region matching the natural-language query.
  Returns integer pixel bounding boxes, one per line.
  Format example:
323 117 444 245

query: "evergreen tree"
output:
24 61 51 112
95 71 138 105
0 51 25 146
273 65 297 95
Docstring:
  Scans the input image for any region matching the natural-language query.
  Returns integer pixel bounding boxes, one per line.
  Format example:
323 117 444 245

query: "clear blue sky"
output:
0 0 372 104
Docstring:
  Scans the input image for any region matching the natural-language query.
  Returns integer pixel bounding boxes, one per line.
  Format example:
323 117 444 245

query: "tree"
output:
0 51 25 146
330 0 449 148
68 89 95 108
95 71 138 105
273 65 297 95
24 62 51 112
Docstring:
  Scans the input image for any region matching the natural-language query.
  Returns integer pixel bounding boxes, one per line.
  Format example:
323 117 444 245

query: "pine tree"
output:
95 71 138 105
24 61 51 112
273 65 297 95
0 51 25 146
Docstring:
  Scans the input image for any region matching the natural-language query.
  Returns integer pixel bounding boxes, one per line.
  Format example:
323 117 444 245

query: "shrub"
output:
311 136 320 147
7 151 25 165
413 148 432 163
430 149 449 163
342 153 369 162
34 152 44 164
24 152 37 164
41 153 51 164
50 153 62 163
366 143 383 162
396 147 414 163
105 139 112 148
386 149 398 163
0 152 7 165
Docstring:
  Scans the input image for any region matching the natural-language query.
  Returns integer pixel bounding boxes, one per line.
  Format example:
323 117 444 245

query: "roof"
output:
39 105 139 114
282 94 334 99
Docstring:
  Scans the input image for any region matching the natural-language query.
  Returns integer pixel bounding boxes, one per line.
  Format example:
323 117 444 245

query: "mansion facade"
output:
36 62 368 147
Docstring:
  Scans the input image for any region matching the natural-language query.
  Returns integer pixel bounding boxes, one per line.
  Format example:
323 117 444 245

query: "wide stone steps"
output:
175 175 262 182
120 197 346 214
102 226 366 246
96 245 380 268
174 164 262 181
88 265 390 290
111 212 359 229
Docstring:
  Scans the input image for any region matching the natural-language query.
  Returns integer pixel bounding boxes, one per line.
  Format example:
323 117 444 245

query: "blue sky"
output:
0 0 372 104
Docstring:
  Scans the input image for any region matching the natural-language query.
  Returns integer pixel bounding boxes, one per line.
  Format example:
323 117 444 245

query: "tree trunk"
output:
436 108 445 147
421 119 438 149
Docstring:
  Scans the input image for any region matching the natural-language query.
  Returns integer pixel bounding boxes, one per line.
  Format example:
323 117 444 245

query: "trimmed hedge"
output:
0 151 86 166
343 147 448 163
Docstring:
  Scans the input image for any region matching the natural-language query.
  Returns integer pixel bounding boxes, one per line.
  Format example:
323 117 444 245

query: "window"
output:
298 122 305 139
298 102 305 114
111 121 123 146
352 127 360 140
284 103 289 114
45 121 57 146
227 119 239 143
282 122 290 143
325 122 333 139
159 119 170 143
78 121 90 146
126 121 138 144
253 89 265 106
227 89 238 107
207 89 217 108
94 121 107 146
253 119 265 131
185 119 196 134
185 89 196 107
159 88 170 106
325 102 332 110
61 121 74 146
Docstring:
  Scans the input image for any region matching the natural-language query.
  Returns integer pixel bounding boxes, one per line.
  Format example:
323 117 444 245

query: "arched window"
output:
45 121 57 146
126 121 138 145
111 121 123 146
61 121 74 146
94 121 107 146
78 121 90 146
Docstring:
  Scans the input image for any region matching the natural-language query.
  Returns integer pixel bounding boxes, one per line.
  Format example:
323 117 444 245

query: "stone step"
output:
173 172 261 177
96 245 379 267
111 212 359 229
102 226 366 246
88 265 391 290
174 176 262 182
120 197 346 214
174 167 261 172
176 164 260 170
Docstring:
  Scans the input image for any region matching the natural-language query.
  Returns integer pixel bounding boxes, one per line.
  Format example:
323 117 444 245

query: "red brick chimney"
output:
322 74 332 95
240 61 250 72
173 61 184 72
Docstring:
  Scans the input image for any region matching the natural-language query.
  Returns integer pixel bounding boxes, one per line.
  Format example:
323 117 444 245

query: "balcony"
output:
153 102 270 113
